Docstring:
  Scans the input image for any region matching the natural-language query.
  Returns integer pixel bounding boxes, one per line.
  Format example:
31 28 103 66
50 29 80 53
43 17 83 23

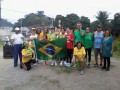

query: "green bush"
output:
0 40 4 46
113 40 120 57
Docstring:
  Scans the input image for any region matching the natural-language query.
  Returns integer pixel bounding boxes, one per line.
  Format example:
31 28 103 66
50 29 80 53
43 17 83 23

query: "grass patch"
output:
0 40 4 46
113 52 120 58
51 65 73 74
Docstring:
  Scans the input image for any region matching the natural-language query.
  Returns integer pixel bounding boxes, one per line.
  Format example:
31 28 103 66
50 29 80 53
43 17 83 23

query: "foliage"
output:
14 11 52 28
54 13 90 29
80 16 90 30
90 20 100 31
96 11 109 30
111 13 120 37
113 39 120 57
0 40 4 46
0 18 13 27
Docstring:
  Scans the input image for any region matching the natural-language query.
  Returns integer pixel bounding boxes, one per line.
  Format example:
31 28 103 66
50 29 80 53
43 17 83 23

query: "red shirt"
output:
65 33 74 49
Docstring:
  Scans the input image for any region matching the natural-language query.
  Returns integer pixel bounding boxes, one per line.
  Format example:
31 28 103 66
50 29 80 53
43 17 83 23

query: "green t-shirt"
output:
74 29 85 46
84 33 93 49
49 33 57 41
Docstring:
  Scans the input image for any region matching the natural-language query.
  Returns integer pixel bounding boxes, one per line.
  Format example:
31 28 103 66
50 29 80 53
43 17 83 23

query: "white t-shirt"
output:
29 34 37 45
30 34 37 39
11 33 24 45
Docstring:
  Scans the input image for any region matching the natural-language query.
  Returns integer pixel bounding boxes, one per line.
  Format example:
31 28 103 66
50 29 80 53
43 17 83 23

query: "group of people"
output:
10 22 114 75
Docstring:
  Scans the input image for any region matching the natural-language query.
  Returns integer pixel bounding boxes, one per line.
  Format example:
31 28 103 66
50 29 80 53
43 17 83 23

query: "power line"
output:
1 8 26 13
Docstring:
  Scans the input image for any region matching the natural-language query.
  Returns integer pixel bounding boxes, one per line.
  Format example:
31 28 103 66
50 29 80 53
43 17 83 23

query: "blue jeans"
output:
14 44 22 67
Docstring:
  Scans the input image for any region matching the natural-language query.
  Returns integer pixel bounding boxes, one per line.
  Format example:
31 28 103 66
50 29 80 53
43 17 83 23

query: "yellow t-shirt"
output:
73 47 86 61
39 32 49 41
22 47 34 63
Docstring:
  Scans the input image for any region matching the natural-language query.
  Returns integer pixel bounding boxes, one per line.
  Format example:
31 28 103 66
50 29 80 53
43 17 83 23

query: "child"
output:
21 41 36 71
73 42 86 75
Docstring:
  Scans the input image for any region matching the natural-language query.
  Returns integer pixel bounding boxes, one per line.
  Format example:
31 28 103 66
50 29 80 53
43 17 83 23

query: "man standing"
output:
11 27 24 68
94 25 103 67
74 22 85 46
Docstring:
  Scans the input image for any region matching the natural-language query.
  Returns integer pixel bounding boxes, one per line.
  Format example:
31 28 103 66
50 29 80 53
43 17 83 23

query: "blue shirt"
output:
94 33 103 48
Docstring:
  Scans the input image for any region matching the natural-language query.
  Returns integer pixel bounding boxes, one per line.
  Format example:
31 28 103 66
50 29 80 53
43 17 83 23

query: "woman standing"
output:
28 28 38 65
73 42 86 75
84 27 93 67
58 28 66 66
39 28 49 65
101 31 114 71
65 27 74 67
49 27 58 66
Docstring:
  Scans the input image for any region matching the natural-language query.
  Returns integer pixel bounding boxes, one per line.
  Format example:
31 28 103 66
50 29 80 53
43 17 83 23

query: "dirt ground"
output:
0 47 120 90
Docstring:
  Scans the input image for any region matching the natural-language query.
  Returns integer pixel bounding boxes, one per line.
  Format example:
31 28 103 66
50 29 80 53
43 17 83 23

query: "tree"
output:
80 16 90 30
14 11 52 28
96 11 109 30
65 13 80 29
111 13 120 37
90 20 100 31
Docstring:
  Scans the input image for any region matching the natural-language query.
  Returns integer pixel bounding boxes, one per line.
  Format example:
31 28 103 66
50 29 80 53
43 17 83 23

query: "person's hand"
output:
110 51 113 56
80 58 84 61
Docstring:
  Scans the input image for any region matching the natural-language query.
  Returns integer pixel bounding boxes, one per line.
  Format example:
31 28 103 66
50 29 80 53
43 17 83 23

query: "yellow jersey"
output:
22 47 34 63
73 47 86 61
39 32 49 41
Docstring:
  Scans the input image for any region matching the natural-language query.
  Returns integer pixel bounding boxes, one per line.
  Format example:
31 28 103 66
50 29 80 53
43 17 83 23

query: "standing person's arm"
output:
10 35 14 45
68 34 74 41
80 29 85 36
100 38 104 53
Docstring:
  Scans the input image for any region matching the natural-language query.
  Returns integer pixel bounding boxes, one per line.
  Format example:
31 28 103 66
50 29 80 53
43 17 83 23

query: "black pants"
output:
22 59 36 71
60 57 66 61
66 49 73 63
103 57 110 69
85 48 92 62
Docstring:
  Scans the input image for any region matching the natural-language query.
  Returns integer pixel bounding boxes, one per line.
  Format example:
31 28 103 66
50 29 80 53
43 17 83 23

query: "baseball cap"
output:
15 27 20 31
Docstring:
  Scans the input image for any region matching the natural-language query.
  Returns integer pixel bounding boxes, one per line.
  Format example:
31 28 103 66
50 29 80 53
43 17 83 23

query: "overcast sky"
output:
1 0 120 23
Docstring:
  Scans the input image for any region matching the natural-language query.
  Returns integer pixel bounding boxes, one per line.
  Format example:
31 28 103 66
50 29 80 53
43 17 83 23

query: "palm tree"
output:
96 11 109 30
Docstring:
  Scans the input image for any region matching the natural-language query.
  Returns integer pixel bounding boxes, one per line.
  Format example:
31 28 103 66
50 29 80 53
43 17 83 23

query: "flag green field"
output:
34 38 67 60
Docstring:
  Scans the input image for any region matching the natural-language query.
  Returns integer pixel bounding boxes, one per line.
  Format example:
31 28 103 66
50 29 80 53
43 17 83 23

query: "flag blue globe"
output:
45 46 55 55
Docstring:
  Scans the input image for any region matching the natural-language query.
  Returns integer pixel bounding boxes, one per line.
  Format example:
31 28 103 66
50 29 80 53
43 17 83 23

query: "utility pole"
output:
0 0 2 28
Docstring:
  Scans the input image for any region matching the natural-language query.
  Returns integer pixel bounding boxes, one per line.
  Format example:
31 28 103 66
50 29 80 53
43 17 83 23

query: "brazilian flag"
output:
34 38 67 60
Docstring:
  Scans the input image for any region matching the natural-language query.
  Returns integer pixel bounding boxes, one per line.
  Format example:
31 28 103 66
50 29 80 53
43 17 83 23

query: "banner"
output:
34 38 67 60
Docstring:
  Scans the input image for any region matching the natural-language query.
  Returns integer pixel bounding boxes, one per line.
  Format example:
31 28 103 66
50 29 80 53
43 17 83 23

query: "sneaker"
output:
60 61 63 66
64 61 67 65
67 63 71 67
87 64 90 68
102 66 106 69
100 64 102 67
65 62 69 67
55 61 57 66
34 63 37 66
94 63 98 67
73 64 76 68
80 70 84 75
51 61 54 66
105 68 110 71
36 60 40 64
20 64 23 69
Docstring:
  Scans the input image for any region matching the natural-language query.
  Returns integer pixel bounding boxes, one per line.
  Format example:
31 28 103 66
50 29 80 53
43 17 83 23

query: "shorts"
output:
94 48 101 56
